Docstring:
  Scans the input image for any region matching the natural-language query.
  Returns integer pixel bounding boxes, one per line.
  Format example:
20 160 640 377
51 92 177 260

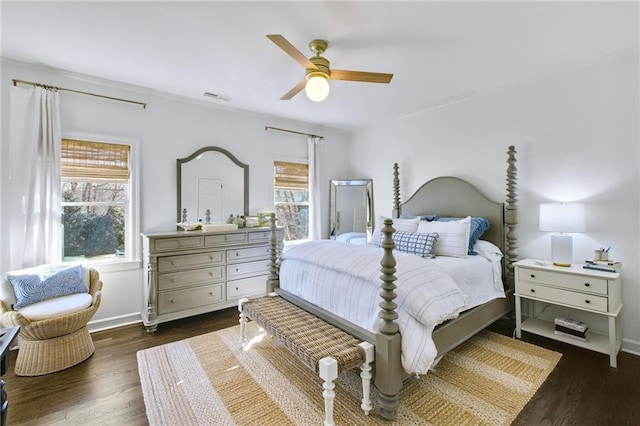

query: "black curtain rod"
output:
12 79 147 109
265 126 323 139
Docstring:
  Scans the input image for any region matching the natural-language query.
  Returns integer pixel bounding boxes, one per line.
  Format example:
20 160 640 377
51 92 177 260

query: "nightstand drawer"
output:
519 267 608 295
519 281 608 312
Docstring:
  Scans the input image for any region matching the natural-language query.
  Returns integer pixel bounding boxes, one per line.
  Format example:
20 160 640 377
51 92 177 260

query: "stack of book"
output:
554 317 589 341
583 259 622 273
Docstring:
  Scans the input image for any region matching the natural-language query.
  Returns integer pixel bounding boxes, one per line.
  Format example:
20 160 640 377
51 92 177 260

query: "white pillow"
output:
369 216 420 246
417 216 471 258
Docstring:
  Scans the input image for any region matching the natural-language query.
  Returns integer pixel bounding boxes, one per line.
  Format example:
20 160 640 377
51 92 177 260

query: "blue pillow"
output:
7 265 87 309
389 231 439 259
437 217 490 255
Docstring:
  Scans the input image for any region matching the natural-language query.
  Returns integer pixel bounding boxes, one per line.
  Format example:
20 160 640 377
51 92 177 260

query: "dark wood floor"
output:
3 309 639 425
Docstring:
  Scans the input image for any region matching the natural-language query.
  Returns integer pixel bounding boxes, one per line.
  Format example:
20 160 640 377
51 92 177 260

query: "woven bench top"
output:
242 296 366 374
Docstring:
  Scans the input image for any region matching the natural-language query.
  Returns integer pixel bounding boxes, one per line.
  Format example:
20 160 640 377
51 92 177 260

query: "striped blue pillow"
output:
391 231 439 259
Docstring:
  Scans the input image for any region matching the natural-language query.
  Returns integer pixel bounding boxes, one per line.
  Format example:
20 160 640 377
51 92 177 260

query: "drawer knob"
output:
585 299 591 304
171 279 175 283
236 252 239 256
236 268 239 272
170 261 175 266
530 289 536 293
530 274 535 278
584 282 591 287
235 286 239 291
170 299 176 304
209 272 213 276
209 292 214 296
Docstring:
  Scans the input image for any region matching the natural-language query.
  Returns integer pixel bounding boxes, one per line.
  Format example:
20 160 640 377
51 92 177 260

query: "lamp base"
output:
551 233 573 267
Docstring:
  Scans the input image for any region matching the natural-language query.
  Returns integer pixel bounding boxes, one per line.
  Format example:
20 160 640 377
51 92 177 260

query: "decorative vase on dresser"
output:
141 226 283 332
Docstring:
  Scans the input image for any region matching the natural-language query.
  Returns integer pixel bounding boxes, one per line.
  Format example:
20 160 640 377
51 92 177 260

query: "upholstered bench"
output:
239 295 374 426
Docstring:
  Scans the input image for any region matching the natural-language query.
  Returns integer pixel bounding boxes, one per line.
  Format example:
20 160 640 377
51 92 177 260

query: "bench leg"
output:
318 357 338 426
238 298 249 347
358 342 375 415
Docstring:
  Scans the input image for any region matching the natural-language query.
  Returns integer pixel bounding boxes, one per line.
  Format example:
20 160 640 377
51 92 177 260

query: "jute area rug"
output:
137 322 561 425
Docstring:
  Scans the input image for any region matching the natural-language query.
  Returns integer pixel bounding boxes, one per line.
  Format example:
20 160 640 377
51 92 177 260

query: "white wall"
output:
0 59 351 330
350 48 640 353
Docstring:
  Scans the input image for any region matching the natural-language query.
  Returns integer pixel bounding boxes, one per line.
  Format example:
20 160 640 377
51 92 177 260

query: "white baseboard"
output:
88 312 142 333
622 338 640 357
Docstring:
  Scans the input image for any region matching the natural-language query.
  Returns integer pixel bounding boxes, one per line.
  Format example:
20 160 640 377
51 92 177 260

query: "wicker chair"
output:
0 265 102 376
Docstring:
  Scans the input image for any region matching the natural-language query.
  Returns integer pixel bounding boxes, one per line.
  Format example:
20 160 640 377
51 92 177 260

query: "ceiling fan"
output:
267 34 394 102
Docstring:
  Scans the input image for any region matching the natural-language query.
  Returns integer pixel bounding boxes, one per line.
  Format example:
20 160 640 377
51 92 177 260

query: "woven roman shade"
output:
62 139 130 180
274 161 308 189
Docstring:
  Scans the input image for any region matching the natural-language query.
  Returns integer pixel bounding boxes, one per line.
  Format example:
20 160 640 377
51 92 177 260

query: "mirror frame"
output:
177 146 249 223
329 179 374 238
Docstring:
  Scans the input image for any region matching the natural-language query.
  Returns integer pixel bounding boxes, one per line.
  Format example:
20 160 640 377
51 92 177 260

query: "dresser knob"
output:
235 286 239 291
584 282 591 287
585 299 591 304
530 274 535 278
170 300 176 304
170 261 175 266
171 279 175 283
236 268 239 272
530 289 536 293
236 252 239 256
209 292 214 296
209 272 213 276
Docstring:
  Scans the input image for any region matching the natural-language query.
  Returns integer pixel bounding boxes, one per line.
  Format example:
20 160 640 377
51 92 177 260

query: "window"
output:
61 138 134 262
274 161 309 241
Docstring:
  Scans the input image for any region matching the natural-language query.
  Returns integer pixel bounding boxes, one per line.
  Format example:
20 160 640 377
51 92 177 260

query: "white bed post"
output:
238 298 249 346
376 219 403 420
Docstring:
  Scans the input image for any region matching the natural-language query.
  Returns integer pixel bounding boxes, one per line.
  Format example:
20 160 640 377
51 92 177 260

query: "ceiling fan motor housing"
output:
307 56 330 79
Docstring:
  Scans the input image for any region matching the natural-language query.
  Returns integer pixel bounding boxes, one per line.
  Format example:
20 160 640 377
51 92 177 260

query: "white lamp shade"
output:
305 75 330 102
539 203 586 233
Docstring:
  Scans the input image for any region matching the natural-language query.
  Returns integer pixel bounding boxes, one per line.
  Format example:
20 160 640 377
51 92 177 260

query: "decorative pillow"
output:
417 216 471 258
399 214 439 222
369 216 420 246
437 217 490 254
7 265 88 309
390 231 439 259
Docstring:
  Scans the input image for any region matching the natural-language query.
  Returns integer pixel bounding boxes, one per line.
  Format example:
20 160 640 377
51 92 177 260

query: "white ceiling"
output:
2 1 638 131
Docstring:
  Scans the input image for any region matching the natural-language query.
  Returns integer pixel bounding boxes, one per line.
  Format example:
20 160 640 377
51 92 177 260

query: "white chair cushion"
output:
18 293 93 321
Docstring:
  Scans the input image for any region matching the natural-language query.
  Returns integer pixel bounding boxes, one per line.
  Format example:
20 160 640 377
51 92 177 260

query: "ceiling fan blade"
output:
330 69 394 84
280 79 307 100
267 34 318 70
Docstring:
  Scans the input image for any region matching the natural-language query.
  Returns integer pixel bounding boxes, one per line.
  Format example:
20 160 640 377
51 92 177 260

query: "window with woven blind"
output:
274 161 309 241
61 138 133 262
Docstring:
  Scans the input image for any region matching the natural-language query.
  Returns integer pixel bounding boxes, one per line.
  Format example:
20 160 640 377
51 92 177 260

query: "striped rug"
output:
137 322 561 425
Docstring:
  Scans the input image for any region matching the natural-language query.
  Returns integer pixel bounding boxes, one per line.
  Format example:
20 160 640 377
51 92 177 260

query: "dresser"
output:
514 259 622 367
141 227 282 332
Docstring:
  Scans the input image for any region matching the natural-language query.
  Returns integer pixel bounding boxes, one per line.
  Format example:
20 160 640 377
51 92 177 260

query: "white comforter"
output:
279 240 470 374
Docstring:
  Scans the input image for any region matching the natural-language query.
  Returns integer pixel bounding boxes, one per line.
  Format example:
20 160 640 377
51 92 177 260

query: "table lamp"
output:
539 203 586 266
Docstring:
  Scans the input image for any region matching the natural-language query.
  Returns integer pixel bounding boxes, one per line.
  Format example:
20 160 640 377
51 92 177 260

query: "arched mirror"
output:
177 146 249 223
329 179 373 242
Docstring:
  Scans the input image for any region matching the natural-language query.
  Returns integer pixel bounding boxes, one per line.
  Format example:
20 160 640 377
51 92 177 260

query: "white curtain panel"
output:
9 85 62 268
307 136 323 240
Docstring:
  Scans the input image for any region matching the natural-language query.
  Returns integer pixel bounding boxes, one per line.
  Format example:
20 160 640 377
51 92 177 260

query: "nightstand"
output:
514 259 623 367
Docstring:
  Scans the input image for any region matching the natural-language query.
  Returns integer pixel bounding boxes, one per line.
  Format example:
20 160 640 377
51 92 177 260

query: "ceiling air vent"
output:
203 91 231 102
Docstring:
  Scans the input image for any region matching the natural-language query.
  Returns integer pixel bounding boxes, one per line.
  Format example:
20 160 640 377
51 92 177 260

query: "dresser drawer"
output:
159 267 225 291
227 275 267 299
227 246 271 263
158 251 225 272
155 236 204 252
205 233 246 246
248 230 271 242
227 260 269 280
518 281 608 312
519 267 608 295
158 284 224 314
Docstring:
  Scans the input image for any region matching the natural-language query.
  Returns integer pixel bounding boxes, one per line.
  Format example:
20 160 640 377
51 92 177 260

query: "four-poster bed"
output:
264 146 519 419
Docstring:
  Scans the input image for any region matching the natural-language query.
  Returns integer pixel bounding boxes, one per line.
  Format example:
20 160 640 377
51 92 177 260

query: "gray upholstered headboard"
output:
397 176 504 252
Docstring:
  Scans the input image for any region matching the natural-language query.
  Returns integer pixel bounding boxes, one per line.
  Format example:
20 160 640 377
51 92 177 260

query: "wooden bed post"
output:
504 146 519 287
376 219 403 420
267 213 280 293
392 163 400 219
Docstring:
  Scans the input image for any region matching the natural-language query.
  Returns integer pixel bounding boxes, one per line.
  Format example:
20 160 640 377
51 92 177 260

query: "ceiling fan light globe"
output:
305 75 330 102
